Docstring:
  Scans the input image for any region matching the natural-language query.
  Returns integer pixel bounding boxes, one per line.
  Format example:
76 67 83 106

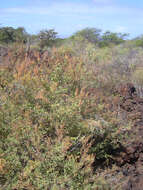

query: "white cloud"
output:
113 26 127 33
0 2 135 16
93 0 112 3
93 0 114 5
0 1 142 37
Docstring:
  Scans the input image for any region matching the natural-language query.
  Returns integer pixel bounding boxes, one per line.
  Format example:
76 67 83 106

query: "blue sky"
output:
0 0 143 38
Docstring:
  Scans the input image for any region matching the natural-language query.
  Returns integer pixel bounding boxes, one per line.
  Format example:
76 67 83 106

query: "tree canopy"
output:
100 31 129 47
70 27 128 47
0 27 28 44
0 26 129 48
38 29 58 48
71 27 102 44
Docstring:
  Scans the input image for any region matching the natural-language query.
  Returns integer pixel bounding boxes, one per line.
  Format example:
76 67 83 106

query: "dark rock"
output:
114 83 143 189
116 83 137 98
124 175 143 190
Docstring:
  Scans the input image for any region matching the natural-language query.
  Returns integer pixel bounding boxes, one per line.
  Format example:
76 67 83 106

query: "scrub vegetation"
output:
0 26 143 189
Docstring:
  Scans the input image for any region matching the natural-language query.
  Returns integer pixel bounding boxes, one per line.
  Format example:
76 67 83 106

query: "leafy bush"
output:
1 39 140 189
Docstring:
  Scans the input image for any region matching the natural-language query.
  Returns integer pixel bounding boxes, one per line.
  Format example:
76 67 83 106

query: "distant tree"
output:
71 27 102 44
100 31 128 47
38 29 58 48
134 35 143 47
14 27 28 43
0 26 28 44
0 27 15 44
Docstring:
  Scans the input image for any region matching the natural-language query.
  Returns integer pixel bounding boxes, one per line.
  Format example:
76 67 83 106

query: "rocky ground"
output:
102 83 143 190
115 83 143 190
68 83 143 189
